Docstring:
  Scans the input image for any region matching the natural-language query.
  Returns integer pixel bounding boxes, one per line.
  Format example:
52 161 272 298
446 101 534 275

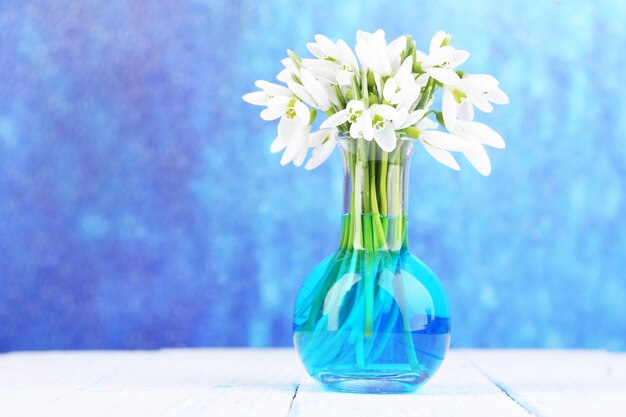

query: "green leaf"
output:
435 111 445 126
309 108 317 124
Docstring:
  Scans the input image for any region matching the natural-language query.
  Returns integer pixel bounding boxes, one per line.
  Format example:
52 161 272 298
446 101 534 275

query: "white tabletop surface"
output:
1 348 624 417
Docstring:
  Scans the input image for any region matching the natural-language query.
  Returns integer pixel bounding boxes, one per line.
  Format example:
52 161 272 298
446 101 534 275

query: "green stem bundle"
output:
341 137 410 252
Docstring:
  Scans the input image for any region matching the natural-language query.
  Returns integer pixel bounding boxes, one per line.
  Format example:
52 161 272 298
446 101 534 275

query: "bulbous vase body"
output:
293 136 450 393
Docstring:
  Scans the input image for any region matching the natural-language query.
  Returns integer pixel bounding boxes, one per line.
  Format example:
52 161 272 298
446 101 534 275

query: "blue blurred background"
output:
1 0 625 352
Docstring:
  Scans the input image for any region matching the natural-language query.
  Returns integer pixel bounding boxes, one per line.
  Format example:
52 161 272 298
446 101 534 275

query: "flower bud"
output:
405 126 421 138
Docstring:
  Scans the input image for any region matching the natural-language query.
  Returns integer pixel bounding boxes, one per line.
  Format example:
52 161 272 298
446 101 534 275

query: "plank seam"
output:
287 381 300 415
470 362 539 417
490 379 536 416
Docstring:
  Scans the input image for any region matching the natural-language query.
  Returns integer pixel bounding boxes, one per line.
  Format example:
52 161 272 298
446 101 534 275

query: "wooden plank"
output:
2 348 624 417
467 349 626 417
289 350 532 417
0 348 301 417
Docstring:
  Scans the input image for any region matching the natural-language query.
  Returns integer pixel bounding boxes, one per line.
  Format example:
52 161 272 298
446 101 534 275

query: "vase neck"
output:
337 136 414 251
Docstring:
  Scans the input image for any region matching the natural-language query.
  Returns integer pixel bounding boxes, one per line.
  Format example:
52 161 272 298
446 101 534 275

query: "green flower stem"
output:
379 147 388 216
344 138 408 252
338 138 410 336
302 138 411 342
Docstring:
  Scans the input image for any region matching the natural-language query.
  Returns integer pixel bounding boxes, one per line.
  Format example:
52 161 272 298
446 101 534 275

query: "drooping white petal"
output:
316 34 340 58
270 136 286 153
423 46 455 67
422 142 461 171
292 145 308 167
387 35 407 70
360 110 374 141
403 109 426 128
305 137 337 170
336 69 354 86
426 67 460 85
355 29 392 75
415 73 429 87
420 130 467 151
308 129 328 147
280 126 310 165
349 120 361 138
260 107 282 121
392 107 424 130
320 109 349 129
417 117 439 130
461 74 499 91
278 115 297 140
294 100 311 125
286 78 316 108
306 42 324 59
442 88 458 131
457 99 475 121
373 123 397 152
280 143 297 165
382 78 397 103
347 99 365 112
242 91 268 106
276 67 292 83
391 107 409 130
460 121 506 149
471 94 494 113
392 83 420 108
300 69 331 110
302 59 337 84
255 80 291 96
448 50 470 67
354 42 372 70
371 104 397 120
463 142 492 176
323 83 340 107
486 87 510 105
429 31 447 54
337 39 359 70
397 56 413 77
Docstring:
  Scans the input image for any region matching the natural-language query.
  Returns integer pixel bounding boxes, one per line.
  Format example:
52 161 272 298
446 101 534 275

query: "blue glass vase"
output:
293 135 451 394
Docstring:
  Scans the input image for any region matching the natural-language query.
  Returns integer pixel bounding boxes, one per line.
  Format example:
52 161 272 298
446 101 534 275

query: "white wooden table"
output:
1 349 624 417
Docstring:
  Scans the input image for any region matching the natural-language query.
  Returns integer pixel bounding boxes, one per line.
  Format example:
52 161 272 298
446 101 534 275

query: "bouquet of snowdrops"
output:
243 29 508 175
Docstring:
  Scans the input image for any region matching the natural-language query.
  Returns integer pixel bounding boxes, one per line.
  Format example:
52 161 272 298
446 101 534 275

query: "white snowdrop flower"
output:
277 58 332 111
306 34 360 86
383 57 421 109
397 109 467 171
391 108 428 130
288 69 332 111
448 120 506 175
242 80 293 121
355 29 406 76
243 29 508 172
415 30 469 85
442 74 510 130
261 96 312 167
271 120 312 167
320 99 364 130
415 117 468 172
321 101 399 152
366 104 400 151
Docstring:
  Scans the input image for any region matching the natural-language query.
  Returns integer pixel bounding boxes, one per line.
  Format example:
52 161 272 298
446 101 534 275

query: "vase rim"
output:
336 131 411 141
